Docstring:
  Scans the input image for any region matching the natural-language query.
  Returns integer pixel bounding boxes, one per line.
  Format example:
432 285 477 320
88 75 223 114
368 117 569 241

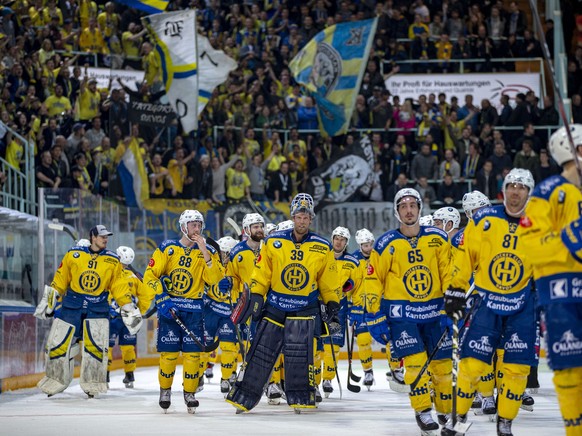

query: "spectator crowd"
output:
1 0 582 210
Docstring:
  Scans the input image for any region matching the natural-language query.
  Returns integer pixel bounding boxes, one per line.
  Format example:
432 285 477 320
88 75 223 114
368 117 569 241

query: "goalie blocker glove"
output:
230 284 264 325
444 287 467 320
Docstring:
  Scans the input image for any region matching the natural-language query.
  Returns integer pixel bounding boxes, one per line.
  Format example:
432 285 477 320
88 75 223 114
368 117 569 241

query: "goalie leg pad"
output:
37 318 77 396
80 318 109 396
226 317 284 412
283 316 316 408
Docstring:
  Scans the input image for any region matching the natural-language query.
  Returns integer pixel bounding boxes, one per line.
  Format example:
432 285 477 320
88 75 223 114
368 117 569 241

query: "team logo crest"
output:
403 265 433 299
170 268 194 296
310 42 341 97
281 263 309 292
519 216 532 228
488 252 524 291
79 270 101 293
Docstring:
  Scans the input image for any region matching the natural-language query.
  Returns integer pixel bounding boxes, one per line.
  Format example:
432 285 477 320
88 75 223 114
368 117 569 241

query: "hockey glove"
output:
109 300 121 318
155 292 177 319
121 303 143 335
231 284 264 325
218 277 233 296
444 287 466 320
365 312 390 345
348 305 365 326
342 278 355 293
440 313 453 331
561 217 582 263
33 285 60 320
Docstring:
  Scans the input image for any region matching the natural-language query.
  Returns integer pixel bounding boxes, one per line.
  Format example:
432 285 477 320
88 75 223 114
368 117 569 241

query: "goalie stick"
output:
528 0 582 179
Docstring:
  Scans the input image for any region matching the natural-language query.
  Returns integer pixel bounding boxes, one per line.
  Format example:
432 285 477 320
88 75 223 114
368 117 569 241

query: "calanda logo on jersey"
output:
395 330 418 348
281 263 310 292
161 330 179 344
403 265 433 299
469 335 494 354
553 330 582 356
504 333 528 351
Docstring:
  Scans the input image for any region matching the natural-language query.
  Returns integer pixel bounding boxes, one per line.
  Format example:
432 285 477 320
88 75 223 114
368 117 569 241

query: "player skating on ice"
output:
443 169 537 436
227 193 340 414
35 225 143 398
143 210 223 414
366 188 453 435
520 125 582 436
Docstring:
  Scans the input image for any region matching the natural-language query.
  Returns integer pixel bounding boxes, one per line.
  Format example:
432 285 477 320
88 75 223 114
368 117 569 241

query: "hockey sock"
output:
159 352 178 389
120 345 136 373
477 362 496 397
107 348 113 371
497 362 529 420
404 351 432 412
183 352 201 393
357 332 373 371
456 357 489 416
220 341 239 380
323 344 340 381
430 358 452 414
554 367 582 436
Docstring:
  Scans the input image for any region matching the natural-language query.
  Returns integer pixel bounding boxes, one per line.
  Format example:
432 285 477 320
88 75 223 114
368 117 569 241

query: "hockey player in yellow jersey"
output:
227 193 341 413
143 210 223 414
433 207 462 239
520 125 582 436
320 226 363 398
443 169 537 436
107 246 152 388
349 228 381 389
365 188 452 435
35 225 139 398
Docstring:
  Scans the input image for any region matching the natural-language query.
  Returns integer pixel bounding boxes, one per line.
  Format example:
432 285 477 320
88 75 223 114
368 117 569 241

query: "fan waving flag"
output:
143 10 199 133
115 0 168 14
290 18 377 137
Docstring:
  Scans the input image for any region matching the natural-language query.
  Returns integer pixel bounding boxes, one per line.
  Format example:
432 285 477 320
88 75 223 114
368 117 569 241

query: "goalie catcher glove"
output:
34 285 60 320
364 312 390 345
230 283 264 325
561 217 582 263
444 287 466 320
120 303 143 335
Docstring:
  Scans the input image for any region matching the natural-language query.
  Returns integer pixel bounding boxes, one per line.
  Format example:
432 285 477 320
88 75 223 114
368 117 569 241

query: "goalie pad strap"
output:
81 318 109 395
226 317 284 411
284 316 316 407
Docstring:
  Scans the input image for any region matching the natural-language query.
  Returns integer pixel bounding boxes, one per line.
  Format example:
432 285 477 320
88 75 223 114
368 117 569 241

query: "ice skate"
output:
184 391 199 414
481 395 497 421
196 375 204 393
123 371 134 389
471 392 482 409
389 367 409 393
322 379 333 398
220 378 231 396
266 382 283 405
205 363 214 380
415 408 439 436
363 370 375 391
159 388 171 413
441 414 470 436
315 385 323 403
497 417 513 436
520 392 534 412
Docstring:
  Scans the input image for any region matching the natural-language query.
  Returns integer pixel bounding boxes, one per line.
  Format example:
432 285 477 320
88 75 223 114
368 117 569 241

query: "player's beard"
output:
250 231 264 242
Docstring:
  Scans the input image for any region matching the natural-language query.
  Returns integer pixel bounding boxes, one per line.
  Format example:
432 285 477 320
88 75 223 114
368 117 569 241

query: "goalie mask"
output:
290 193 315 218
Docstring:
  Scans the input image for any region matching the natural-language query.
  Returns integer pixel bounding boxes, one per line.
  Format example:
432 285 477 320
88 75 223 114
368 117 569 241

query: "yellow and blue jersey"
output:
227 240 261 303
52 245 132 306
351 249 382 312
336 252 363 301
371 227 451 323
451 205 533 314
143 239 223 311
521 175 582 306
250 229 340 311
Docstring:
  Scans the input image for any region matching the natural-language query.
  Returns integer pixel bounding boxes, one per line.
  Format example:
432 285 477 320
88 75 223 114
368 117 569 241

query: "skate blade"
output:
324 392 331 399
187 407 196 414
294 409 302 414
527 388 538 395
268 398 281 405
453 421 472 434
124 382 134 389
420 430 439 436
487 413 497 423
235 409 245 415
520 404 534 412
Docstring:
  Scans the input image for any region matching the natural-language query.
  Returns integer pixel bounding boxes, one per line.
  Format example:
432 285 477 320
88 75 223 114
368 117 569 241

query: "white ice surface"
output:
0 360 564 436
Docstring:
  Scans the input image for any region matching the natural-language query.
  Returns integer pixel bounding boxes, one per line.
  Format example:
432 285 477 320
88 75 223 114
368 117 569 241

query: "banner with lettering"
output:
128 99 176 127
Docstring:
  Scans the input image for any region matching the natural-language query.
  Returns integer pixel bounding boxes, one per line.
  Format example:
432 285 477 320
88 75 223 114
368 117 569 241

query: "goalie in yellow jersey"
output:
520 125 582 436
34 225 141 398
226 193 341 414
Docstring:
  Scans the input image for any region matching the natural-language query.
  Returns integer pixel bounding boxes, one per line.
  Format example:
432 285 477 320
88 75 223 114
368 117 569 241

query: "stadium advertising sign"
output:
385 73 541 110
67 67 145 92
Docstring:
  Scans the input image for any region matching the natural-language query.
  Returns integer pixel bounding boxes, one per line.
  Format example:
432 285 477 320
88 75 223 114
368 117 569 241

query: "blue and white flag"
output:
290 18 378 137
115 0 169 14
117 141 148 208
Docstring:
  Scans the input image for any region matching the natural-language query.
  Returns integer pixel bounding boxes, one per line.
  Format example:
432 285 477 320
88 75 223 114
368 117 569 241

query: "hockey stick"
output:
170 308 220 352
320 304 343 399
346 323 361 393
329 340 343 400
348 324 362 382
226 218 242 239
47 221 78 242
528 0 582 178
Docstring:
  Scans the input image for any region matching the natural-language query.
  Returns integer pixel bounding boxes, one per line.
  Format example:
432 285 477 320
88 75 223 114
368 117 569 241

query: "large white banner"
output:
68 67 145 92
385 73 541 111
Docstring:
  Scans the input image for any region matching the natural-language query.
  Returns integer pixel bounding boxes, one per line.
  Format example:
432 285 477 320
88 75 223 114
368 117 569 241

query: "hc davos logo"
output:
552 330 582 356
504 333 528 351
403 265 433 299
79 270 101 293
395 331 418 348
469 336 494 354
550 279 568 299
488 252 524 291
171 268 194 296
281 263 310 292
